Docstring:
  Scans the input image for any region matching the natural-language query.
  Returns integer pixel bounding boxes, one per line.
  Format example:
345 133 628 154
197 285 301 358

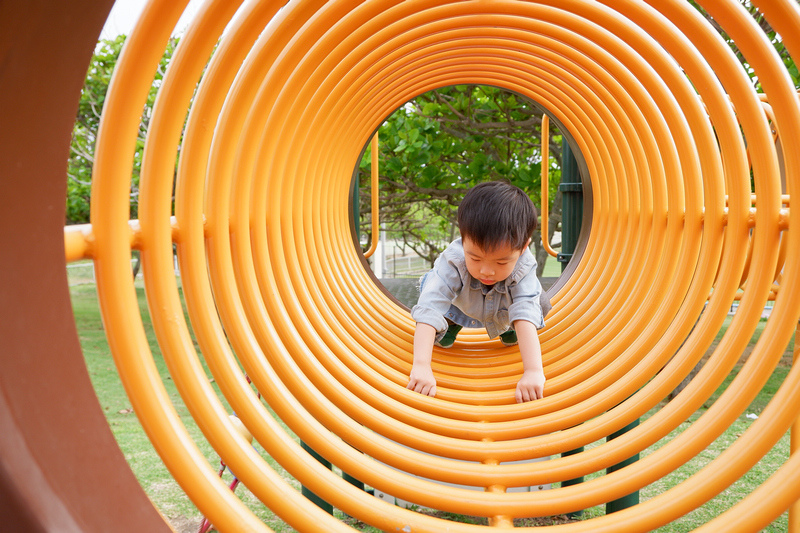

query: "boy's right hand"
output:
407 364 437 397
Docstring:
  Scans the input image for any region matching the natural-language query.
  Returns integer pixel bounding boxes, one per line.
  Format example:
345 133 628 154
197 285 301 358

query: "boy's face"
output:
462 237 528 286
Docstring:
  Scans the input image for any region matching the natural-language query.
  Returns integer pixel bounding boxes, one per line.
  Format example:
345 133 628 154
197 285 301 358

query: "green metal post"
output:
342 471 366 491
605 419 641 513
301 441 333 515
340 471 370 519
560 446 584 519
557 140 583 272
301 441 371 515
557 140 640 516
558 140 585 519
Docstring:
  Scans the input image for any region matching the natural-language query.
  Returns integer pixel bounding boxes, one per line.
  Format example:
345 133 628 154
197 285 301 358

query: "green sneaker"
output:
435 324 462 348
499 329 517 346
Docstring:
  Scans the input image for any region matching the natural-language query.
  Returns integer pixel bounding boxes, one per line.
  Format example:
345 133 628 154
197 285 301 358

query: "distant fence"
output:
382 254 429 278
67 251 426 284
66 257 180 286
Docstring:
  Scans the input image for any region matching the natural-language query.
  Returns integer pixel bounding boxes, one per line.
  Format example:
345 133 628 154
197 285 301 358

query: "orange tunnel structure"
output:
2 0 800 531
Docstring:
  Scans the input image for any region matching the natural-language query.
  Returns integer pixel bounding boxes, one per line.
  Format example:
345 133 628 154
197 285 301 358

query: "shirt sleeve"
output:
508 270 546 330
410 253 462 334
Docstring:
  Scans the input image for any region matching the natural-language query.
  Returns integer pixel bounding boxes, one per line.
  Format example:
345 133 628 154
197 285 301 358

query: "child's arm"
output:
513 319 546 402
407 322 438 397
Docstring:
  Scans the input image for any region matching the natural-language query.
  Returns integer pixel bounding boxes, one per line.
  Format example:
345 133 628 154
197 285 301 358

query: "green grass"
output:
71 282 794 532
541 253 562 278
73 282 302 531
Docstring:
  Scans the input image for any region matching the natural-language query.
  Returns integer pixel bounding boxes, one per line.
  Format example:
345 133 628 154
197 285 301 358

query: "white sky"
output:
99 0 205 40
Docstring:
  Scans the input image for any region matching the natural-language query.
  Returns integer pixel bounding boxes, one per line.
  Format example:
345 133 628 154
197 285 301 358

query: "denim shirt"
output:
411 238 546 341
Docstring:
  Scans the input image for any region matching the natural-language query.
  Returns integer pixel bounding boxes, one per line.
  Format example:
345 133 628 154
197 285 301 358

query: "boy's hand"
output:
408 364 437 397
515 369 545 403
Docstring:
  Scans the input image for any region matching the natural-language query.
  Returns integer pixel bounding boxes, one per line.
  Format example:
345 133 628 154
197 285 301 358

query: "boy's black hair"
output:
457 180 537 252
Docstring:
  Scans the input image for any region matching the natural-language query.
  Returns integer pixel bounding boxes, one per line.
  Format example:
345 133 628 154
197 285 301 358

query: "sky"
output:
99 0 205 40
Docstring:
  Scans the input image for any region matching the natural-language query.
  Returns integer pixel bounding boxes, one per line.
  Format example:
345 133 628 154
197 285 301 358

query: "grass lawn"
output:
541 253 563 278
71 281 794 532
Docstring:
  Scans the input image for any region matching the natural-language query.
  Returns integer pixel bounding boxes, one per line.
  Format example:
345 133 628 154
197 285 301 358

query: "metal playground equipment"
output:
2 0 800 531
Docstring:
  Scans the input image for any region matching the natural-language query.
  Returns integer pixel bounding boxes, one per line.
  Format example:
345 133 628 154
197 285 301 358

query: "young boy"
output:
407 180 549 403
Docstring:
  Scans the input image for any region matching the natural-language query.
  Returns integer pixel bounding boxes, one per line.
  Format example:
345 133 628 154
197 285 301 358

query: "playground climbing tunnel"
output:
3 0 800 531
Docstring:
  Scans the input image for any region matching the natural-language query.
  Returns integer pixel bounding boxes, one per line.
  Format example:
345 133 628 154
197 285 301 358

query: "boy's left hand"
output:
515 369 545 403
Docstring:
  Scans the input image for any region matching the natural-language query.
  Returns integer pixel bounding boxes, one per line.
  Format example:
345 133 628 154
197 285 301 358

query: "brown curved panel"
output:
0 1 169 531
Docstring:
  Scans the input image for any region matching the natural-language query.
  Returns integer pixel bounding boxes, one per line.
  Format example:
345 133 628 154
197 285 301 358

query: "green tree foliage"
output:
66 35 179 224
691 0 800 89
69 4 795 270
358 85 562 272
358 3 798 272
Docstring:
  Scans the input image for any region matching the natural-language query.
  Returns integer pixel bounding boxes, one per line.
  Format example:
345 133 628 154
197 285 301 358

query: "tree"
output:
357 85 562 276
691 1 800 89
66 35 179 224
358 4 798 276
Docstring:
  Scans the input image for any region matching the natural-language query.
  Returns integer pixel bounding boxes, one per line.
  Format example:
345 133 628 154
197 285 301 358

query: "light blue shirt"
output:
411 238 546 341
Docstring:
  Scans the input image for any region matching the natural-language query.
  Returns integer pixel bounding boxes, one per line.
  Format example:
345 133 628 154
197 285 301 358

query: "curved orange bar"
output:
361 132 380 259
29 0 800 530
539 113 560 259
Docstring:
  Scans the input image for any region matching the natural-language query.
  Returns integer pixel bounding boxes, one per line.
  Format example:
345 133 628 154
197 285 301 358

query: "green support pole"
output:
605 419 641 513
557 140 583 272
301 441 334 515
300 441 371 516
556 140 639 516
560 446 585 519
342 471 366 492
559 140 584 519
340 471 370 519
